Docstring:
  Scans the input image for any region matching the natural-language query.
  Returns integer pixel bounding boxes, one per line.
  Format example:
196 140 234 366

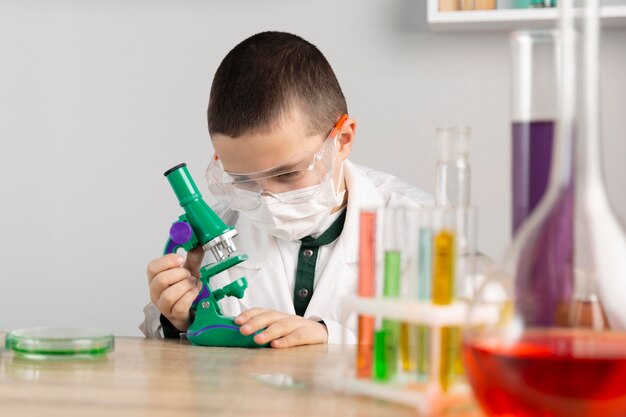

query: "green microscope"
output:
163 163 265 347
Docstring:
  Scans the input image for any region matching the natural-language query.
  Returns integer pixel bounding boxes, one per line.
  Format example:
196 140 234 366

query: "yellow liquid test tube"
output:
400 322 413 372
432 228 455 392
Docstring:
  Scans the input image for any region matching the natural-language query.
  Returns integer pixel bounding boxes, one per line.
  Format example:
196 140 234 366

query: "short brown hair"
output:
207 31 347 138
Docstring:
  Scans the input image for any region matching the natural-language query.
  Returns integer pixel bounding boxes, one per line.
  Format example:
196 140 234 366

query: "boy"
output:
141 31 432 347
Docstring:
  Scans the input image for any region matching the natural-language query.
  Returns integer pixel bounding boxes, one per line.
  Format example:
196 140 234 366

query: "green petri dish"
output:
5 327 114 360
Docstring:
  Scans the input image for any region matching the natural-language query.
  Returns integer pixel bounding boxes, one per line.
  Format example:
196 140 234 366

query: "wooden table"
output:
0 333 483 416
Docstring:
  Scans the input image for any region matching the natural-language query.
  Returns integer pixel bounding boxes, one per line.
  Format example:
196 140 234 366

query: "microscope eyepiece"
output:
164 163 187 177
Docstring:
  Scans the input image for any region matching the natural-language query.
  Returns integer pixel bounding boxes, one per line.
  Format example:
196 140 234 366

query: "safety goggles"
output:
206 114 348 210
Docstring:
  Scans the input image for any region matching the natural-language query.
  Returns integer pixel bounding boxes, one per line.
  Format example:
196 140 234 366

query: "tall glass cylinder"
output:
511 30 575 327
510 30 559 235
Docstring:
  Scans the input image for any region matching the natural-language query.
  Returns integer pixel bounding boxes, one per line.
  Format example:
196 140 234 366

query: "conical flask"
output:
463 0 626 416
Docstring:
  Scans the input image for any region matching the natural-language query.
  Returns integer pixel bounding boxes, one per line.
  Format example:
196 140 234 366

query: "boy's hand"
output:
146 247 204 332
235 308 328 348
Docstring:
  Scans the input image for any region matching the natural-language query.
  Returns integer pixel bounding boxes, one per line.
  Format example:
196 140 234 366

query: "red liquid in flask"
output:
463 329 626 417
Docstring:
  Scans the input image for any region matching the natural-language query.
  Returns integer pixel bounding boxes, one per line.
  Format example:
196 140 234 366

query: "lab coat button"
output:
298 288 309 298
303 249 314 258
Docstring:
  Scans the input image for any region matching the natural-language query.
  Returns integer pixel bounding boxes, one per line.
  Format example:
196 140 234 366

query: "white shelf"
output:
427 0 626 31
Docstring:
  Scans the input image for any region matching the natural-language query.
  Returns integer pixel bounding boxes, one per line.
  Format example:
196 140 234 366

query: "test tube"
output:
400 325 413 373
373 209 403 381
357 210 377 379
399 209 419 374
383 249 401 379
432 209 456 392
416 209 433 381
453 207 477 376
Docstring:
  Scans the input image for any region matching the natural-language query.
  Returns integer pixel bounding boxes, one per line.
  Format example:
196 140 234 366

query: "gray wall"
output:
1 0 625 336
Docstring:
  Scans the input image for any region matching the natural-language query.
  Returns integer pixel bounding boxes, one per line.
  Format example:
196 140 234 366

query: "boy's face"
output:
210 108 354 198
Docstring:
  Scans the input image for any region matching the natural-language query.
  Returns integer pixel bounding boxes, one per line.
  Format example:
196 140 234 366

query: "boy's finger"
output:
252 318 301 344
147 254 185 282
171 287 201 319
239 310 286 335
270 322 328 348
234 308 269 325
270 328 311 349
158 278 197 316
149 267 193 300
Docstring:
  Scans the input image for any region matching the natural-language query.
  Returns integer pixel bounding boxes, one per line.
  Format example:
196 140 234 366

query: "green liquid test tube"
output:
373 329 387 380
373 250 401 381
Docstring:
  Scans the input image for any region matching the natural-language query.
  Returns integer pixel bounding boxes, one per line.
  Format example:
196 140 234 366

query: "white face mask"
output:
237 162 345 241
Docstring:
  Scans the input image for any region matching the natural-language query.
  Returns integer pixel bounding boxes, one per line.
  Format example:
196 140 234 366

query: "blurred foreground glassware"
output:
463 0 626 416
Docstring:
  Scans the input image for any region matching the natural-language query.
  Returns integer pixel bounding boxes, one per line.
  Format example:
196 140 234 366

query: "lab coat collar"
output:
337 160 386 265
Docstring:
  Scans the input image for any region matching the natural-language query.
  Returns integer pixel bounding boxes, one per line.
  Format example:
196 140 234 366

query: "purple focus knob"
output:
170 221 193 245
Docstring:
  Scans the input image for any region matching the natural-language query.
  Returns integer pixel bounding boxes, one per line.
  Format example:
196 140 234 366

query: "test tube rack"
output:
336 296 498 416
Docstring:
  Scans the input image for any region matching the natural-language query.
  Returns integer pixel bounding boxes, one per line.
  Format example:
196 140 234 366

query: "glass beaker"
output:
463 1 626 416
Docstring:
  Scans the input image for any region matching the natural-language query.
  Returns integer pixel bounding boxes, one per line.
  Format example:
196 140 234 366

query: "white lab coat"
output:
140 160 433 343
